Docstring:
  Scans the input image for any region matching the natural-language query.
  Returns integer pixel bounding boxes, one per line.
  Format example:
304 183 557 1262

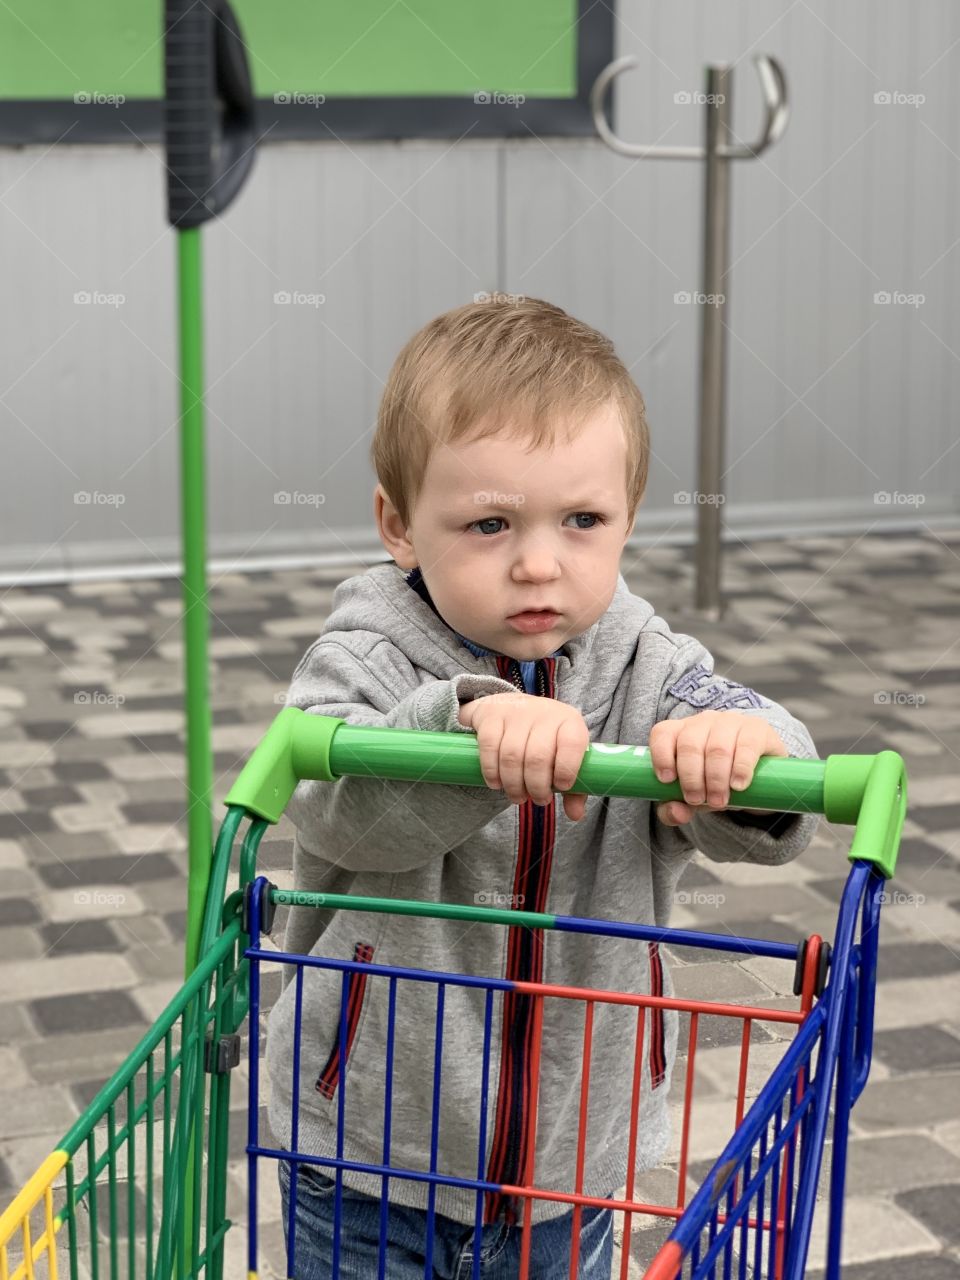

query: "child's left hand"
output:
648 710 789 827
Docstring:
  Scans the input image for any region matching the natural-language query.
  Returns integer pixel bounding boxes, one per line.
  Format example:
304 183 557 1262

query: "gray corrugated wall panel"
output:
2 3 959 580
502 1 957 536
0 145 178 575
502 139 696 513
0 140 501 575
909 2 960 499
200 141 502 566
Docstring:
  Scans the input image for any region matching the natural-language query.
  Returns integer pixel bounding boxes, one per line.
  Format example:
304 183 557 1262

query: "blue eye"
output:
469 517 505 535
465 513 607 535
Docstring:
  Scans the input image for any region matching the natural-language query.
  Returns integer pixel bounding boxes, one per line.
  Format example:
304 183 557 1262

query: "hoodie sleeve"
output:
649 633 822 867
282 636 518 873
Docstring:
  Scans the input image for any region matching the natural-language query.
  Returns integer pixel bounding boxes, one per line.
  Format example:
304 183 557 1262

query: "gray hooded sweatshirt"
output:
266 561 820 1227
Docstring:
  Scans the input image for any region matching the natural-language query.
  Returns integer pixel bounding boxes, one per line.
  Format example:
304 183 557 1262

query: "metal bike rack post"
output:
591 56 789 617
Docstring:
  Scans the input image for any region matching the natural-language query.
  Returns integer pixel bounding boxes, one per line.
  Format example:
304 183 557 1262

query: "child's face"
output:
376 399 636 660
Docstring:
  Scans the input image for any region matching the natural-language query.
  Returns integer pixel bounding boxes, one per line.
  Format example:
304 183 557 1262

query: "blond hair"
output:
370 296 650 529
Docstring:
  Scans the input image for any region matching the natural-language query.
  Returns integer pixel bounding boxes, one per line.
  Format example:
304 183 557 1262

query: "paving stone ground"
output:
1 529 958 1277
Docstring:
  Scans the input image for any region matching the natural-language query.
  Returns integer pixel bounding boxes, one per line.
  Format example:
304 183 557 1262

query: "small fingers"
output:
648 720 680 783
563 791 587 822
658 800 721 826
499 719 534 805
652 713 784 815
657 800 693 826
729 732 764 794
674 718 713 806
554 720 590 793
476 703 591 810
476 730 504 792
523 724 559 807
701 716 746 808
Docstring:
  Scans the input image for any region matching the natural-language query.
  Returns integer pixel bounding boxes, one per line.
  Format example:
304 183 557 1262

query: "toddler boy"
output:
266 297 820 1278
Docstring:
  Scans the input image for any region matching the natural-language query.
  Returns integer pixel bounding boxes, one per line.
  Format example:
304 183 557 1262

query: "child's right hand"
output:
457 692 591 821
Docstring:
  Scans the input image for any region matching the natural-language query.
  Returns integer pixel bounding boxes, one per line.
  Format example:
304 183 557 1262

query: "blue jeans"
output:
277 1160 615 1279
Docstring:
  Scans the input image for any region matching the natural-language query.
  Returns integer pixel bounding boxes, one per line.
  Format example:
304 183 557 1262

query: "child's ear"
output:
374 483 417 569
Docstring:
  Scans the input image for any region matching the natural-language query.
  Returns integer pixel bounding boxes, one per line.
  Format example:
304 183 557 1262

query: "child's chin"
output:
508 637 561 661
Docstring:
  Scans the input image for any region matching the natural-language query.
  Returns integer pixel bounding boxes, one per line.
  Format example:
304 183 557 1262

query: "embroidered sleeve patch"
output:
667 663 772 711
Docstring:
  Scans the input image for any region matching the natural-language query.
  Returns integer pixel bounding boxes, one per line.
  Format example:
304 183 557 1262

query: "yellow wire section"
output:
0 1151 67 1280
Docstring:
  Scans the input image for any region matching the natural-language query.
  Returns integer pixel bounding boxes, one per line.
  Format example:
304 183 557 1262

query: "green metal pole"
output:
178 225 213 979
175 225 210 1278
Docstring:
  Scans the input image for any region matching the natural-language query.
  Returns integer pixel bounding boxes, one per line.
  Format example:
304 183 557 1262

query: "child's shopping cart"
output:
0 706 906 1279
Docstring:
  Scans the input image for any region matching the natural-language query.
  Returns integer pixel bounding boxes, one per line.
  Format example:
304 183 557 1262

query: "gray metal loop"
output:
590 53 788 161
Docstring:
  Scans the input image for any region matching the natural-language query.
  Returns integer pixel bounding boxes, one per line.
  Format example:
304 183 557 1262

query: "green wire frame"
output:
29 918 247 1280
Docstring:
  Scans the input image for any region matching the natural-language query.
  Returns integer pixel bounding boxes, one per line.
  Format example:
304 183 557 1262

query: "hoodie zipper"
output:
398 568 563 1222
484 655 557 1226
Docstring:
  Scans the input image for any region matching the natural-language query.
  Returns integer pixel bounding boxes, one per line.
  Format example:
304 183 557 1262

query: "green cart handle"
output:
225 706 906 879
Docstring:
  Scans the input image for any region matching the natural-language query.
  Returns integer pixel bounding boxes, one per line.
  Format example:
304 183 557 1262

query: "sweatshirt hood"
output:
317 560 657 710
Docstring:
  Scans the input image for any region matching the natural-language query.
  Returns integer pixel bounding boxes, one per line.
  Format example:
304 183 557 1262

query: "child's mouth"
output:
506 610 560 634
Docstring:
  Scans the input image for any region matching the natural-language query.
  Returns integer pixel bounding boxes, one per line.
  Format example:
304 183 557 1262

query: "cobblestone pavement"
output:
1 528 958 1277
